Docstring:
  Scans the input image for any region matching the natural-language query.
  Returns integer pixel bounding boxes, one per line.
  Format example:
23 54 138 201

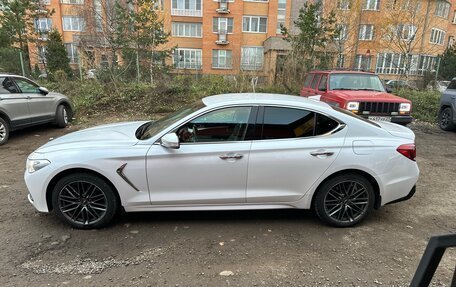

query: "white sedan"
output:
25 94 419 229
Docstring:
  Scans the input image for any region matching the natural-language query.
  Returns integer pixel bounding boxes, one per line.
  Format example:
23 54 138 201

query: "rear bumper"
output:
385 185 416 205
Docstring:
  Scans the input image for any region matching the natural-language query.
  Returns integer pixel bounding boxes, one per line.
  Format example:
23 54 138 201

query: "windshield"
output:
329 74 386 92
137 101 205 140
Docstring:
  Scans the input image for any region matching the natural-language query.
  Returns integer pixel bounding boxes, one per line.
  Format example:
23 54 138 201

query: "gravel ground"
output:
0 120 455 287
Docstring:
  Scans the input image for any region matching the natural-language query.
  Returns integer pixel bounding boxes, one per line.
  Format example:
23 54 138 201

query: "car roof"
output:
308 70 376 75
202 93 331 110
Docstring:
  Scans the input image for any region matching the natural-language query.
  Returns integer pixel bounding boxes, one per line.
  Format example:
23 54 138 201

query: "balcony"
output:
216 0 230 14
215 30 229 45
171 9 202 17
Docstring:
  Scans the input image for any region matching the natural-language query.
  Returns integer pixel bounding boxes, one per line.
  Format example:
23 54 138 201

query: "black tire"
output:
55 105 69 128
438 107 456 131
0 117 9 146
52 173 119 229
314 173 375 227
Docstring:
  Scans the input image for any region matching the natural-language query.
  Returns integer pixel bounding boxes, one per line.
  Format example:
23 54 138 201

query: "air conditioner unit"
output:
215 31 229 45
216 0 230 13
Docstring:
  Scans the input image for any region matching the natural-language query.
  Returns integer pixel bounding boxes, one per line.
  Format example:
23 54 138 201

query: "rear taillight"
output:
397 144 416 161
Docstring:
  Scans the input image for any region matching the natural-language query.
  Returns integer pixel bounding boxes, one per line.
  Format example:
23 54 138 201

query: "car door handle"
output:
219 153 243 160
310 151 334 157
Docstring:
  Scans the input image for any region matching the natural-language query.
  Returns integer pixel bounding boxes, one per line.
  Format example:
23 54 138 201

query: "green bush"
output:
396 89 440 123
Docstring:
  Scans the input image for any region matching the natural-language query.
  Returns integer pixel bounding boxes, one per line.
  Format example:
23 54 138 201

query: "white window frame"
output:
397 24 417 41
171 0 203 17
276 0 287 34
62 16 85 31
37 46 47 63
354 54 372 71
40 0 51 4
338 0 351 10
430 28 445 45
60 0 84 4
358 24 374 40
452 10 456 23
242 16 268 33
94 0 102 32
363 0 380 10
435 0 450 18
64 43 79 64
212 50 232 69
241 46 264 70
335 24 348 40
174 48 202 70
35 18 52 33
243 0 268 2
172 22 202 38
213 17 234 34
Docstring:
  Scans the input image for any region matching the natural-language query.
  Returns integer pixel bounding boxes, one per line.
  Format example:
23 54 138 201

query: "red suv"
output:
300 70 413 125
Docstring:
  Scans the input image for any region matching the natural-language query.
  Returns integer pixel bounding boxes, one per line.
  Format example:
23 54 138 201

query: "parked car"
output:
427 80 450 93
0 74 73 145
385 79 418 91
300 70 413 125
438 78 456 131
25 93 419 229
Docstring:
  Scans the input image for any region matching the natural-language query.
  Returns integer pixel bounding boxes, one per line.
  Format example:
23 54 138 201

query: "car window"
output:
315 113 340 135
262 107 315 140
318 75 328 91
303 74 314 87
310 74 321 90
447 79 456 90
177 106 253 143
13 78 40 93
0 77 20 94
330 73 385 92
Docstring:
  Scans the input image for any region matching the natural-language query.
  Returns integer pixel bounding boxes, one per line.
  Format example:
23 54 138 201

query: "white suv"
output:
0 74 73 145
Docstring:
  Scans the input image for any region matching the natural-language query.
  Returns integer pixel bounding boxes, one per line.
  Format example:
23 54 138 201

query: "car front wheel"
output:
55 105 70 128
438 107 455 131
314 173 375 227
0 117 9 146
52 173 119 229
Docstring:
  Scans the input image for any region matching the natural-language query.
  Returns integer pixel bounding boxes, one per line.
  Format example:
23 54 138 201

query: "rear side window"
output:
310 74 321 90
0 77 19 94
447 79 456 90
262 107 315 139
316 114 340 135
318 75 328 91
303 74 314 87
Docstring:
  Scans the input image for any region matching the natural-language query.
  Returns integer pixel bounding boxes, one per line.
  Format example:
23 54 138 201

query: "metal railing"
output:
171 9 202 17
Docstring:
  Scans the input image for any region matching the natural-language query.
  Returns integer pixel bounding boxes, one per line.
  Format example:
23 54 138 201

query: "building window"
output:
62 16 85 31
430 28 445 45
64 43 79 64
40 0 51 5
453 10 456 23
359 24 374 40
37 46 47 63
338 0 351 10
375 53 435 75
242 16 267 33
396 24 417 41
336 55 345 68
213 18 233 33
171 0 202 17
418 55 437 74
212 50 232 69
94 0 102 32
154 0 165 10
60 0 84 4
244 0 268 2
172 22 202 37
174 48 202 69
363 0 380 10
448 36 455 48
34 18 52 33
276 0 287 34
435 0 450 18
335 24 348 40
354 55 372 70
241 46 263 70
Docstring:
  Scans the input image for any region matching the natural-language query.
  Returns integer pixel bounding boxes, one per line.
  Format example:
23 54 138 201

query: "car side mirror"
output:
386 87 393 93
38 87 49 95
161 133 180 149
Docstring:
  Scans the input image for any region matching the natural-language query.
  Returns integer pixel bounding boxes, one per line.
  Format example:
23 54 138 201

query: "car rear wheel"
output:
0 118 9 146
314 174 374 227
52 173 119 229
55 105 69 128
438 107 455 131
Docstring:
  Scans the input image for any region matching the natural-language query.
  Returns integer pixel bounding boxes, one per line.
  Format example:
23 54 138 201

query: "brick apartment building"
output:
28 0 456 83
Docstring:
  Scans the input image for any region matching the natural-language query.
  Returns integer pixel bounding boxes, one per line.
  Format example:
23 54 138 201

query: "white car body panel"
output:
24 93 419 217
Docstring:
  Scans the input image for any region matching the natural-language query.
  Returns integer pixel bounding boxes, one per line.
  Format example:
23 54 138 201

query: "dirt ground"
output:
0 119 455 287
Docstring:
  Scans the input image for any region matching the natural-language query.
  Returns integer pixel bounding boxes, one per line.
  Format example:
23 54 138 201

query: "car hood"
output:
331 91 411 103
35 121 148 153
376 121 415 141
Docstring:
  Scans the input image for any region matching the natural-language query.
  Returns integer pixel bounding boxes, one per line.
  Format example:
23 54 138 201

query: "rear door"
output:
0 77 30 129
13 77 55 125
246 106 346 203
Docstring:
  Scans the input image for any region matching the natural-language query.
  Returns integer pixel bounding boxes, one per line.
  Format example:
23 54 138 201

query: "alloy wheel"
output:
0 122 5 141
324 180 369 223
58 181 108 226
63 108 68 125
440 110 450 128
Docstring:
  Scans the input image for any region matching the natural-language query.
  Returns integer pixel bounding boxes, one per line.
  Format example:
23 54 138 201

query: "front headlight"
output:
27 159 50 173
346 102 359 111
399 103 411 113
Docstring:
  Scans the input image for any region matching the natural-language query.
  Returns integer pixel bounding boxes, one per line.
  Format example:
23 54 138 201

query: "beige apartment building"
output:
29 0 455 83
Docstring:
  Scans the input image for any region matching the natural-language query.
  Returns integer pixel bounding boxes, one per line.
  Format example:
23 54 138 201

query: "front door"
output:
0 77 30 129
146 106 256 205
